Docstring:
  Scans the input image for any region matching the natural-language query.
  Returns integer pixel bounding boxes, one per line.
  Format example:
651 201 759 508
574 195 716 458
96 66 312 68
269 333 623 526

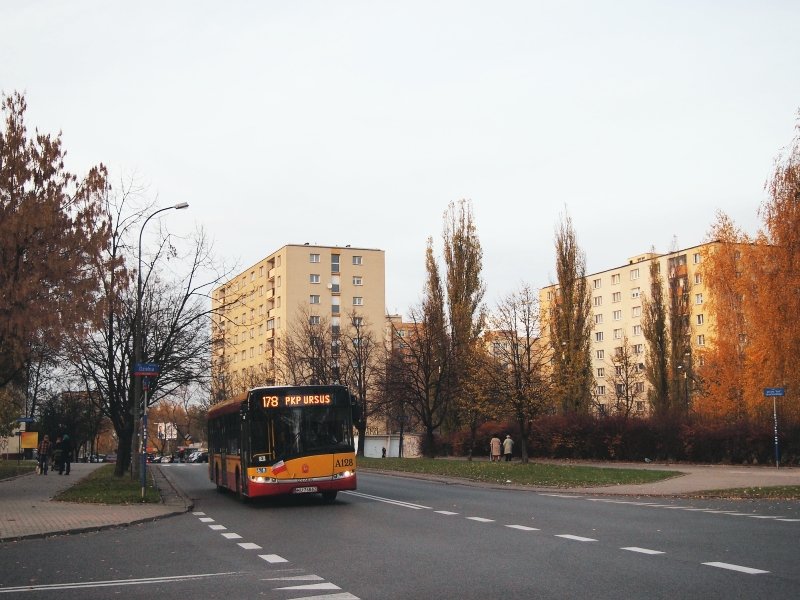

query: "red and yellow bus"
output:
207 385 358 501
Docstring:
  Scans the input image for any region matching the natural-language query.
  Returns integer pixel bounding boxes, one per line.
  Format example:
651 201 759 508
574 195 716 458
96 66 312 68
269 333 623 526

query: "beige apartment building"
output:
211 244 385 403
540 243 715 412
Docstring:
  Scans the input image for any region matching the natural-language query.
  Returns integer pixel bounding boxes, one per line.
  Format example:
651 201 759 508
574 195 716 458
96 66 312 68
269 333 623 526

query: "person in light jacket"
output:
490 436 502 462
503 435 514 462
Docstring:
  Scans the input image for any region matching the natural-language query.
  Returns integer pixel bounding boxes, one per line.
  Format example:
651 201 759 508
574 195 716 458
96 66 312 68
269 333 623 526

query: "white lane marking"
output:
274 583 341 591
221 533 242 539
555 534 597 542
466 517 495 523
341 490 431 510
238 542 262 550
723 513 749 516
435 510 459 515
282 594 359 600
193 512 206 515
621 547 665 555
683 508 712 511
199 517 215 522
209 525 227 530
539 494 581 498
777 518 800 522
259 554 288 563
702 562 769 574
0 572 239 593
748 515 781 519
263 575 325 581
506 525 539 531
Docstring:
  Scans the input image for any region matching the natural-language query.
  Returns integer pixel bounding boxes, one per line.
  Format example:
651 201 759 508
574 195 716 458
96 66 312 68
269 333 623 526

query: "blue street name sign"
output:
764 388 785 397
17 417 35 423
135 363 159 376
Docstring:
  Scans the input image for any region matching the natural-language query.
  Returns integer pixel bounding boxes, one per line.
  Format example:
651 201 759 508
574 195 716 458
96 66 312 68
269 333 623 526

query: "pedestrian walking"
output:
503 435 514 462
490 435 502 462
59 435 73 475
381 447 386 458
52 437 64 474
37 435 53 475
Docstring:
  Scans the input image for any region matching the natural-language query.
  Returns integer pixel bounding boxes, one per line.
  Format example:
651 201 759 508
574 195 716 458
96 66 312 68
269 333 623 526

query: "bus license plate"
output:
293 486 318 494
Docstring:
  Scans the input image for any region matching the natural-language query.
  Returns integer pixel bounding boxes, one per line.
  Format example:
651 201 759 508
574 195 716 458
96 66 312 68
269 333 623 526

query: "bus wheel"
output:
215 465 224 493
322 491 338 502
236 470 249 503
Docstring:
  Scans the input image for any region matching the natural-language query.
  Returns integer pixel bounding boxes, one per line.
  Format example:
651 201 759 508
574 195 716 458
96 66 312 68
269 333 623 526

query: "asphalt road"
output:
1 464 799 599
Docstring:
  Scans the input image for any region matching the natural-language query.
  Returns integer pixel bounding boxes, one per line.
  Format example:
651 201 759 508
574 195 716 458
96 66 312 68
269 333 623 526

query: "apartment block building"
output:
540 243 714 412
211 244 385 403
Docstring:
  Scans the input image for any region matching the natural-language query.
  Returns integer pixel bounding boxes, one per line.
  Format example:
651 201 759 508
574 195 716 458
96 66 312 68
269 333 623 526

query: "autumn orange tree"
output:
700 116 800 424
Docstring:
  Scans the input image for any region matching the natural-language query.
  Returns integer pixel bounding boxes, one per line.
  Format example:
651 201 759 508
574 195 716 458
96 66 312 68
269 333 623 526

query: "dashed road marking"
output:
555 534 597 542
238 542 262 550
192 511 206 515
341 490 431 510
702 562 769 574
259 554 288 563
209 524 226 530
539 493 581 498
274 583 341 591
621 547 665 555
221 532 242 539
434 510 459 515
466 517 495 523
748 515 781 519
263 575 325 581
506 525 539 531
777 518 800 522
199 517 215 522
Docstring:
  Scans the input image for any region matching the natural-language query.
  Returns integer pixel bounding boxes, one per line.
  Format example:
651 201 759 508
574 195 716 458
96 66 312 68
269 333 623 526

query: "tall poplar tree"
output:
549 211 593 413
642 250 670 415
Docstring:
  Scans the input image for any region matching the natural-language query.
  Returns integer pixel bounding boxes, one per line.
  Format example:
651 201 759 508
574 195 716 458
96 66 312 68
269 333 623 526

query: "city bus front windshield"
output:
250 406 353 462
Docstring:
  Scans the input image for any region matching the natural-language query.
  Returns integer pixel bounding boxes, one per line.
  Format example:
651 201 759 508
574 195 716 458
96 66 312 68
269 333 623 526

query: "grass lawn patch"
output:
358 457 681 488
54 464 161 504
686 485 800 500
0 460 37 480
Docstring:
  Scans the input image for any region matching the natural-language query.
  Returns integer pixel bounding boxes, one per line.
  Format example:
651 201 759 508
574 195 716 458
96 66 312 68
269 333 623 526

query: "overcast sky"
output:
3 1 799 314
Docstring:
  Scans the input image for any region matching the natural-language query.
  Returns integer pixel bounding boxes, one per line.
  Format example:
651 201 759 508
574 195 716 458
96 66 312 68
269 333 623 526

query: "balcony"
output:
265 287 274 300
268 267 276 280
264 329 274 340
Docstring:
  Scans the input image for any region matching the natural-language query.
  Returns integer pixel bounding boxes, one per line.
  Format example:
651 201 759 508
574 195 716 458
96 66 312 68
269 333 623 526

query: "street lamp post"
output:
131 203 189 482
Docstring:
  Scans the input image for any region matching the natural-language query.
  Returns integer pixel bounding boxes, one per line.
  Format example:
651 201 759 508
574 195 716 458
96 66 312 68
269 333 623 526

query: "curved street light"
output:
132 203 189 492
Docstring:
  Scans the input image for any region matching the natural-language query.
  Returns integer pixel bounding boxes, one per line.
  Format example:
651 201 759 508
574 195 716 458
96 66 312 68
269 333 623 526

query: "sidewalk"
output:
0 463 190 542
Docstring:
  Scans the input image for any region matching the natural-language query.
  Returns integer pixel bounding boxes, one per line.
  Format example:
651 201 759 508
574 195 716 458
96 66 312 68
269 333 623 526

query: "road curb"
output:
150 465 194 512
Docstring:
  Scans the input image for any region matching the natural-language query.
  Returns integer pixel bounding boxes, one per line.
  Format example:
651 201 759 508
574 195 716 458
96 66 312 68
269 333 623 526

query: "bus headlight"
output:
249 476 279 483
333 470 354 480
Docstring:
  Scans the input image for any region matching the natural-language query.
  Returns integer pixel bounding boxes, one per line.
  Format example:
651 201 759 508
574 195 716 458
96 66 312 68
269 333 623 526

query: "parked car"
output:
188 451 208 463
159 455 172 463
104 454 117 463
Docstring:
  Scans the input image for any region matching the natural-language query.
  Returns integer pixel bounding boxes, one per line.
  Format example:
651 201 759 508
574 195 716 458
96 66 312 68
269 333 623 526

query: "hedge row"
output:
425 416 800 465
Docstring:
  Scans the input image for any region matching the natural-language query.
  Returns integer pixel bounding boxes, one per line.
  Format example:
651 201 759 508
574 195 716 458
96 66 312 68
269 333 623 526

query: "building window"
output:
353 297 363 306
310 295 320 304
258 344 264 355
259 324 264 335
595 314 603 324
612 310 622 321
353 276 362 285
697 334 705 346
694 273 702 285
233 353 238 363
331 254 340 272
597 367 605 377
353 317 363 326
631 288 640 299
259 266 264 277
233 334 239 344
310 315 320 325
596 349 604 359
249 347 254 358
353 256 362 265
595 332 604 342
632 325 642 336
250 328 254 339
259 286 264 296
277 276 281 287
630 268 640 280
593 278 602 289
259 305 264 315
267 319 275 330
695 293 703 305
697 314 704 325
277 296 281 308
596 386 606 395
310 274 320 284
310 254 320 263
612 292 621 303
611 274 620 285
633 344 643 354
241 350 246 361
632 307 641 318
634 382 645 393
250 271 255 282
546 291 552 300
593 296 602 306
250 309 255 320
614 328 622 339
276 317 280 329
693 253 701 264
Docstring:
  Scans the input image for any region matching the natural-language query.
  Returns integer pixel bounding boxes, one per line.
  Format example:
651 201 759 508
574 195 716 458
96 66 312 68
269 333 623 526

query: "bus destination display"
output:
262 394 332 408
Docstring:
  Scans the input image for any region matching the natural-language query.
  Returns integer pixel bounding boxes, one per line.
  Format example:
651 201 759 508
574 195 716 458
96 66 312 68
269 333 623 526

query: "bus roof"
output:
207 385 353 420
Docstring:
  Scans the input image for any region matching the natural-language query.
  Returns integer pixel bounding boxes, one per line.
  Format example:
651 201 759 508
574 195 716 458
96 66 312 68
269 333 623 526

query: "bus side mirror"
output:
351 402 363 424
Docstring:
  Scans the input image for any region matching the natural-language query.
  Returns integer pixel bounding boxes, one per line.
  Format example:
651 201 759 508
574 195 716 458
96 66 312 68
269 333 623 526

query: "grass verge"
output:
0 460 37 480
685 485 800 500
357 457 681 488
54 464 161 504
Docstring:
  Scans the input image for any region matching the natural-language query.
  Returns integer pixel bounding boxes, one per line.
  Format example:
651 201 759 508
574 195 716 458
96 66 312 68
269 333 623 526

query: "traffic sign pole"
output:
764 388 785 469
